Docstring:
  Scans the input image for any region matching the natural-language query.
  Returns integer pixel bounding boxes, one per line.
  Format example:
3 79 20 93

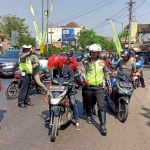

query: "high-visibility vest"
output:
86 59 105 86
19 58 33 74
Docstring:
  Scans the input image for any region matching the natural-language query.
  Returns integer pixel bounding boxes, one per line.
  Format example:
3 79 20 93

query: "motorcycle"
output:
132 70 140 89
5 69 49 99
48 78 77 142
106 74 134 123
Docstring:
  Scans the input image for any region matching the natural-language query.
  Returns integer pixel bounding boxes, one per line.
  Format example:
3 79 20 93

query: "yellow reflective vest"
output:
86 59 105 86
19 58 33 74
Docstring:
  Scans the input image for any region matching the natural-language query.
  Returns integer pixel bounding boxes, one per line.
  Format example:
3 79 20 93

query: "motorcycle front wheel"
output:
132 81 137 89
118 101 129 123
5 83 19 99
50 116 59 142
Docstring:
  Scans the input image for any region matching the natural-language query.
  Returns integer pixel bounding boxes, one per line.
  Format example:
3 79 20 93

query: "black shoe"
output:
92 107 96 116
25 102 34 106
100 124 107 135
142 85 145 88
44 117 50 124
82 109 86 115
86 116 92 124
18 103 27 108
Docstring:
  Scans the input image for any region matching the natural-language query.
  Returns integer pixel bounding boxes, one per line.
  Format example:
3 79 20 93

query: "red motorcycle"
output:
5 70 50 99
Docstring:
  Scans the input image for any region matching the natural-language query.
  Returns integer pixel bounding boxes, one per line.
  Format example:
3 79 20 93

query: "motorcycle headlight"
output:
2 62 15 66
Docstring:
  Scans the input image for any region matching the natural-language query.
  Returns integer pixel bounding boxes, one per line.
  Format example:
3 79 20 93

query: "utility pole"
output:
47 0 49 53
42 0 44 39
51 22 52 47
127 0 136 49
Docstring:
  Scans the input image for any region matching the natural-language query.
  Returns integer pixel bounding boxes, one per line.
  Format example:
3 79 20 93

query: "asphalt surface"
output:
0 69 150 150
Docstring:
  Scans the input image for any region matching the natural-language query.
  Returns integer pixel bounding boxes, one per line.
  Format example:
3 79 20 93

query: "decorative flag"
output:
30 3 41 46
109 19 122 57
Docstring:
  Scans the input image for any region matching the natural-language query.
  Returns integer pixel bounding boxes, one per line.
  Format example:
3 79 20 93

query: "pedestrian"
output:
18 45 34 108
79 44 112 135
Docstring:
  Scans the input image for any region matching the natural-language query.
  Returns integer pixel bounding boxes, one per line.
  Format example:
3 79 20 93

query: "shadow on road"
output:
0 110 7 123
140 107 150 127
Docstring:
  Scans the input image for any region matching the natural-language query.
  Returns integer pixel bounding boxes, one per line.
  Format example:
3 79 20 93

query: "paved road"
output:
0 69 150 150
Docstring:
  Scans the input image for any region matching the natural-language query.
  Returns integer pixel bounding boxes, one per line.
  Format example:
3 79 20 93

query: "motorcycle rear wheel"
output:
118 101 129 123
50 116 58 142
5 83 19 99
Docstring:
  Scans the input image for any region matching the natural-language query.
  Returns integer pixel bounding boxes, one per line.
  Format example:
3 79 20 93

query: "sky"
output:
0 0 150 38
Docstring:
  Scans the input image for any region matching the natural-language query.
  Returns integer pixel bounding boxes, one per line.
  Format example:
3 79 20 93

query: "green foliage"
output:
77 27 116 51
43 45 71 57
0 14 35 48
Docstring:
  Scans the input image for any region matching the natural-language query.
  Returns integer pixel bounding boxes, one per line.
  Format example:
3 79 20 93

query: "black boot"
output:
86 107 92 124
98 111 107 135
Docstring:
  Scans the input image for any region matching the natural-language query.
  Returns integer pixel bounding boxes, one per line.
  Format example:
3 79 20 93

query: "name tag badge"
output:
21 72 25 76
98 62 103 66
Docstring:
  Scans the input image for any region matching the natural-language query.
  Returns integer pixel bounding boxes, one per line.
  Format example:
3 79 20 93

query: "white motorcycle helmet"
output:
89 44 102 52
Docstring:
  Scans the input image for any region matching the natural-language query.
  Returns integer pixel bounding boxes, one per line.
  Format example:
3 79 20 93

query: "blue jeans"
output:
106 77 116 100
69 86 79 120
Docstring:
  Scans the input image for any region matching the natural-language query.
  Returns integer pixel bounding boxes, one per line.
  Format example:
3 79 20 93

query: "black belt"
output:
89 84 103 87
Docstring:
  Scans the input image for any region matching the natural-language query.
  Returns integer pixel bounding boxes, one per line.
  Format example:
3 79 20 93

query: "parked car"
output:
73 51 84 61
0 50 21 76
0 49 43 76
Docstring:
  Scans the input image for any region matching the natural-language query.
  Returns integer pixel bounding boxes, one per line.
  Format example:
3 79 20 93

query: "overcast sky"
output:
0 0 149 37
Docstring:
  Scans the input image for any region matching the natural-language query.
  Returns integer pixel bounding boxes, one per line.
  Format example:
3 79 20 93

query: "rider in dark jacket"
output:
47 54 80 131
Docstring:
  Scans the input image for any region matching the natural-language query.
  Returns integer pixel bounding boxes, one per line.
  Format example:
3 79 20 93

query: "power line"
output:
52 0 95 22
92 6 128 29
52 0 107 23
54 0 117 24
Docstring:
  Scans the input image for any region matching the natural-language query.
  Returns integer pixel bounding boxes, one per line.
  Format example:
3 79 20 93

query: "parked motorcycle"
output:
48 78 77 142
106 74 134 123
5 70 49 99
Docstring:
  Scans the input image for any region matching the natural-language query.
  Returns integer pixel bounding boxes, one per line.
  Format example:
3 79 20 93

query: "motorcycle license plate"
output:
49 85 65 91
119 82 133 88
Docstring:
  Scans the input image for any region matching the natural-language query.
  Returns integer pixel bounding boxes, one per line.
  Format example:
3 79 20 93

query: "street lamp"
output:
105 19 124 33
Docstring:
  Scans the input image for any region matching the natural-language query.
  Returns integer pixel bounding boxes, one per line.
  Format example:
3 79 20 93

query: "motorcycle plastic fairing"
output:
119 96 129 104
50 89 68 105
10 80 19 84
54 106 61 117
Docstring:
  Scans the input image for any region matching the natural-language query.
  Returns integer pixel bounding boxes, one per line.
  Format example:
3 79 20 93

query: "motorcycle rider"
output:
111 49 136 103
29 48 48 92
135 55 145 88
47 54 80 131
79 44 112 135
65 50 78 71
18 45 34 108
100 50 111 69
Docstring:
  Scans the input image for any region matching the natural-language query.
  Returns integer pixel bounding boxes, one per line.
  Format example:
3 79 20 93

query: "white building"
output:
45 21 83 45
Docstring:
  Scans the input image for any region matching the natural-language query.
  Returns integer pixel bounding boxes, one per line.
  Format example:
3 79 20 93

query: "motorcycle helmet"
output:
22 45 32 53
47 54 64 69
121 49 130 58
100 51 107 58
135 55 140 59
89 43 102 52
66 50 73 57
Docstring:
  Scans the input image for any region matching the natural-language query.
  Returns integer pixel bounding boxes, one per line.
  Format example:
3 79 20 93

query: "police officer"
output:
18 45 34 108
80 44 112 135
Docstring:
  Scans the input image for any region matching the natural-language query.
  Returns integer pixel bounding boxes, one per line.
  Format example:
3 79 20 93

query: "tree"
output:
77 28 116 51
119 30 129 47
0 14 35 48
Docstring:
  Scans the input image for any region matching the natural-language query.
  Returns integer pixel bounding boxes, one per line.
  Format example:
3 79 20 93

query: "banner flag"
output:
109 19 122 56
30 3 41 46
